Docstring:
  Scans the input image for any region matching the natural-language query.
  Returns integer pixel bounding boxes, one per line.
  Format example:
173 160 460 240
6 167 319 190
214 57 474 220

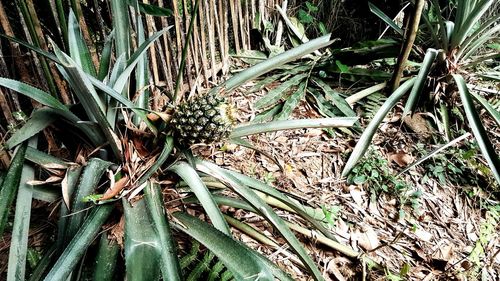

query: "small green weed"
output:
348 148 409 196
467 204 499 278
321 205 342 227
417 142 497 190
297 1 328 36
347 148 421 218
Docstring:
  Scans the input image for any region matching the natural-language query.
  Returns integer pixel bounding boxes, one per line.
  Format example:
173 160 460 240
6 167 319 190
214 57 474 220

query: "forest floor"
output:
195 77 500 280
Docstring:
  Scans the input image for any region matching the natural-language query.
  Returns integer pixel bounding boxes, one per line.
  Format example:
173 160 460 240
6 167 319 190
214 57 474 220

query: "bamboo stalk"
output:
213 0 224 67
207 0 217 82
182 0 194 90
189 0 202 88
158 0 174 93
0 0 26 110
143 0 160 86
0 89 14 126
237 0 247 50
244 0 250 49
25 0 70 103
229 0 240 53
172 0 183 62
220 0 229 74
197 0 209 85
390 0 425 92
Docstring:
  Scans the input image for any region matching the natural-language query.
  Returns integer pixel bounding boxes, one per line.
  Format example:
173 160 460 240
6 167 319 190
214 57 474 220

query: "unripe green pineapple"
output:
170 92 235 147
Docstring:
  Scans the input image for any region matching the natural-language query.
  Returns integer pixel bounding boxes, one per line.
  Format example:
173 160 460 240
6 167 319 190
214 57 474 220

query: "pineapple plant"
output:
342 0 500 188
0 1 367 280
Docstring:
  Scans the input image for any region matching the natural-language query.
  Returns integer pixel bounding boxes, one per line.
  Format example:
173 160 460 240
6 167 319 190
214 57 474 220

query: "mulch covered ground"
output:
197 78 500 280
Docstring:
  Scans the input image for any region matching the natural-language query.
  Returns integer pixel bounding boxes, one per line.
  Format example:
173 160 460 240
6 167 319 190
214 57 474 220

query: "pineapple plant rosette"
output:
342 0 500 189
0 1 367 280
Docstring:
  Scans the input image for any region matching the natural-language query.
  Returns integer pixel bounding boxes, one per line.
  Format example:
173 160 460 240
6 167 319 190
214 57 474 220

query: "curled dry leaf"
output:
431 241 454 270
27 176 62 185
98 175 129 201
389 151 414 167
357 226 380 251
110 215 125 247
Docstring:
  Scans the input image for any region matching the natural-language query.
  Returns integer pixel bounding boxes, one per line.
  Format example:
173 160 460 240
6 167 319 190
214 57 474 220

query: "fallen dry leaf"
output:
403 113 434 139
27 176 62 185
414 228 433 242
357 226 380 251
431 241 454 270
388 151 414 167
349 186 364 207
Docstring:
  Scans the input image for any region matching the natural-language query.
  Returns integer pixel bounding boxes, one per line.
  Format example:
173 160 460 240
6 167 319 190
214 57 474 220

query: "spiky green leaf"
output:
168 162 230 234
342 78 416 177
7 138 37 281
68 10 97 76
43 204 113 281
453 74 500 184
144 182 182 281
231 117 357 139
172 212 274 281
123 199 162 281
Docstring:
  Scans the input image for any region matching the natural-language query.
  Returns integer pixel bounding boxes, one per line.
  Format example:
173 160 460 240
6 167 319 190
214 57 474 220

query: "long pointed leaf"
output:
453 74 500 184
450 0 494 48
195 160 324 280
230 117 357 139
25 147 76 169
144 182 182 281
92 234 119 281
469 90 500 126
172 212 274 281
168 162 230 234
221 34 333 93
403 48 438 117
0 78 104 145
224 169 336 241
6 108 56 149
68 10 97 76
132 3 150 125
123 199 162 281
65 158 112 241
311 78 356 117
113 29 169 94
254 74 308 110
0 142 27 237
43 204 113 281
97 31 115 81
136 137 173 186
342 78 416 177
88 75 158 135
53 45 123 160
111 0 130 59
368 2 404 36
0 78 67 111
275 82 307 120
7 138 37 281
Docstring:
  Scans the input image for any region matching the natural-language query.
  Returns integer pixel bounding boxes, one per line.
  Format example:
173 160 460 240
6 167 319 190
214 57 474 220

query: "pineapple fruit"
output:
170 91 235 147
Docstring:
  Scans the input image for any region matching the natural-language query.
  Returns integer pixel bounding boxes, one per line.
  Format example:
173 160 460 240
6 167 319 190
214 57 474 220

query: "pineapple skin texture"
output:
170 92 234 147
